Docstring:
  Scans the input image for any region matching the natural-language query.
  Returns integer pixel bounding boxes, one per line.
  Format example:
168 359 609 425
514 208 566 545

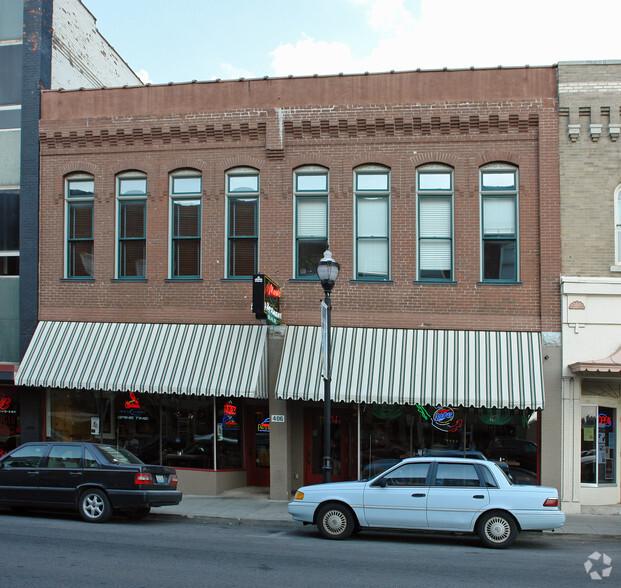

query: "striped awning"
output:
15 321 268 398
276 327 544 409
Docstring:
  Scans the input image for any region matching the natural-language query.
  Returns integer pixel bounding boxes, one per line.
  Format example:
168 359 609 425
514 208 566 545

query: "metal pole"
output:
323 289 332 483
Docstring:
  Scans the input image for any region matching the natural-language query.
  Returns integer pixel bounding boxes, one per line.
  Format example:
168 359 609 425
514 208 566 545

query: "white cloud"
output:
215 63 256 80
269 0 621 76
137 69 152 84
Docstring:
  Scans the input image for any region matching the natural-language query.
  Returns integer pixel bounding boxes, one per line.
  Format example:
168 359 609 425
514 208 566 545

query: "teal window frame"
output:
227 168 259 279
355 167 390 280
170 170 202 279
480 167 518 282
117 174 147 279
66 176 94 279
417 166 454 281
295 168 328 279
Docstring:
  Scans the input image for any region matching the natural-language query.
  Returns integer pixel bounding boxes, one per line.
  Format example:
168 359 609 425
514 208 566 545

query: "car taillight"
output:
170 474 178 486
543 498 558 507
135 473 153 485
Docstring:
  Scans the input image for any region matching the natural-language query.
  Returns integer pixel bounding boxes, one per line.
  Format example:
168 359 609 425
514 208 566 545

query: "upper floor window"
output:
117 172 147 279
65 174 94 278
295 166 328 278
480 165 518 282
227 167 259 278
170 170 202 279
0 192 18 276
417 165 453 281
615 186 621 265
355 166 390 280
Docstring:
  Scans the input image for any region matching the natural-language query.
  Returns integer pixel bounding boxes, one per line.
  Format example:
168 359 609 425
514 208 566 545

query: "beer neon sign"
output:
125 392 141 409
599 413 612 427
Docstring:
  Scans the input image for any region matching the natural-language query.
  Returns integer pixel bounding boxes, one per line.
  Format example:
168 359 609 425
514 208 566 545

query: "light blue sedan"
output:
288 457 565 548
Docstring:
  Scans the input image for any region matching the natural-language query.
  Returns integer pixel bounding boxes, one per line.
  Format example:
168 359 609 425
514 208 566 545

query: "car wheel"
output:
316 503 355 540
125 507 151 520
477 511 518 549
78 488 112 523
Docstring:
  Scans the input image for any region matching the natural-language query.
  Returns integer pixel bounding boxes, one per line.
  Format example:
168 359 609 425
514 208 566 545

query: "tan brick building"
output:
17 66 562 498
559 61 621 512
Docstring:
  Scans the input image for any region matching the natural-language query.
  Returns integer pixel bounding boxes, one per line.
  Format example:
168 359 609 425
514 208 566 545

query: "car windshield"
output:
96 445 144 465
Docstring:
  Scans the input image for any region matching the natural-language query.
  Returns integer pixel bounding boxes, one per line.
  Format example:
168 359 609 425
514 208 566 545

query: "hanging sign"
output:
252 274 282 325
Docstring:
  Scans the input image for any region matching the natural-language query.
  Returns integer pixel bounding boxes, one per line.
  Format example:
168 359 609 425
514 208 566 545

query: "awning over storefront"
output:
276 327 544 409
569 346 621 374
15 321 268 398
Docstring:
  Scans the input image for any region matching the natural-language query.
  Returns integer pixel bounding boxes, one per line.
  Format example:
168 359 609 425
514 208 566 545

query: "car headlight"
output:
294 491 304 501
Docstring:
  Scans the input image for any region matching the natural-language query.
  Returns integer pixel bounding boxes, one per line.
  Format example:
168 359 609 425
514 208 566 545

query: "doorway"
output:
303 407 355 485
245 404 270 486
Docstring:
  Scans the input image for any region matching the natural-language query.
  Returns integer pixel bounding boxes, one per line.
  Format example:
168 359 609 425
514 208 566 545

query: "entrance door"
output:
245 405 270 487
304 408 354 485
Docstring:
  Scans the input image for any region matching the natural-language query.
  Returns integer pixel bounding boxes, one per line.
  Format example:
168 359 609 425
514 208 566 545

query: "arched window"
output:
417 164 454 281
117 171 147 279
294 166 328 278
65 173 94 278
169 169 202 279
354 165 390 280
226 167 259 278
480 164 519 282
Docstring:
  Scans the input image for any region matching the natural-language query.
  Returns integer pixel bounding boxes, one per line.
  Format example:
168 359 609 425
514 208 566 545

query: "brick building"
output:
558 61 621 512
0 0 141 455
16 66 561 499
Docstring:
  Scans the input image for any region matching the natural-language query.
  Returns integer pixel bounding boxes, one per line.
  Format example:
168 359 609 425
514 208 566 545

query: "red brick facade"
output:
38 67 560 332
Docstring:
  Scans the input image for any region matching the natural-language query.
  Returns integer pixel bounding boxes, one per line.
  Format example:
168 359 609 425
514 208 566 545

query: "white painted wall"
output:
51 0 142 90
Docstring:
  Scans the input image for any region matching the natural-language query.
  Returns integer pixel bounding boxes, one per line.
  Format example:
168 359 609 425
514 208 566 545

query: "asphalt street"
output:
0 510 619 587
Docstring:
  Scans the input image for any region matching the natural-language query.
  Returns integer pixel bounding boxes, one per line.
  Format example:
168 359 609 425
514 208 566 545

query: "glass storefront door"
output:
245 404 270 486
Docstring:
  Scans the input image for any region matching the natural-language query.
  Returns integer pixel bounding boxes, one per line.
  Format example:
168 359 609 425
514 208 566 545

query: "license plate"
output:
156 475 165 484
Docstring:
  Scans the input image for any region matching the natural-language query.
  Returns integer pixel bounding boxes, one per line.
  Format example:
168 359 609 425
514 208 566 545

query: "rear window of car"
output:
96 445 144 465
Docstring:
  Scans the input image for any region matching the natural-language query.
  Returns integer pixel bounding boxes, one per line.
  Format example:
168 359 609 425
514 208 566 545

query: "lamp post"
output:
317 249 340 483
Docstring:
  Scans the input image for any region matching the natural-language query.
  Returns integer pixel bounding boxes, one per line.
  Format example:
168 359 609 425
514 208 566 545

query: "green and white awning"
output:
15 321 268 398
275 327 544 409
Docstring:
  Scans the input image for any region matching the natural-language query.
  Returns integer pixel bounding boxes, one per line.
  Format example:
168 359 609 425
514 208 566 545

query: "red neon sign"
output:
224 403 237 416
0 397 11 411
599 414 612 427
125 392 141 409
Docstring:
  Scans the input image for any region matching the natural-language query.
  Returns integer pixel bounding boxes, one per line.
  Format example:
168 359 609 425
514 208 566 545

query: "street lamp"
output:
317 249 340 483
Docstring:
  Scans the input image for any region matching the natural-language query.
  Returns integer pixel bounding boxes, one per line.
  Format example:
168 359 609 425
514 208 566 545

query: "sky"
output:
83 0 621 85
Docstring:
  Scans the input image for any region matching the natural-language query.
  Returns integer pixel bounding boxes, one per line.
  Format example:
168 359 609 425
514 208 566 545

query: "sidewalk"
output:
155 487 621 538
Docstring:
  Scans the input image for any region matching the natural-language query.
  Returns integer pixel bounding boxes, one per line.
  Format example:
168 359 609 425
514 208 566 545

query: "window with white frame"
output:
581 405 616 485
170 169 202 279
117 172 147 279
295 166 328 278
417 165 453 281
65 174 94 278
0 192 18 276
227 167 259 278
480 165 518 281
355 165 390 280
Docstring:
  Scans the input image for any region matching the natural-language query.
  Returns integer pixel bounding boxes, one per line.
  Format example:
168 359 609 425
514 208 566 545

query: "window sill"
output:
111 278 148 283
413 280 457 286
164 278 203 283
350 279 393 284
289 277 320 283
60 278 94 282
477 281 522 286
610 265 621 272
221 277 253 282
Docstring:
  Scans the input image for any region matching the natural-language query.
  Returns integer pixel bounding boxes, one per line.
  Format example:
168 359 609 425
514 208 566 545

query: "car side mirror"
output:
372 477 387 488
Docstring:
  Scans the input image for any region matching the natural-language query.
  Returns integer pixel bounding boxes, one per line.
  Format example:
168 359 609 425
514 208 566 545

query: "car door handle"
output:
27 471 40 476
473 494 485 499
69 472 83 477
411 493 426 498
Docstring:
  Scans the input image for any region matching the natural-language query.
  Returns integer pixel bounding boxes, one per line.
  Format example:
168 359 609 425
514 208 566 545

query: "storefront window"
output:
0 386 19 457
360 404 538 484
47 389 244 470
581 405 616 485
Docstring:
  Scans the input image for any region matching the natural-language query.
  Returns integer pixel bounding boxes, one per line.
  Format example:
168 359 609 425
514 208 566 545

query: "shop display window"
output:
47 389 245 470
0 387 19 457
581 405 616 485
360 404 538 484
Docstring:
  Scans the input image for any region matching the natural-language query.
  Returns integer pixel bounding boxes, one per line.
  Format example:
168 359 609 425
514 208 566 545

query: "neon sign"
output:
258 418 270 432
222 414 239 430
252 274 282 325
415 404 463 432
599 414 612 427
125 392 141 409
224 403 237 416
0 397 11 411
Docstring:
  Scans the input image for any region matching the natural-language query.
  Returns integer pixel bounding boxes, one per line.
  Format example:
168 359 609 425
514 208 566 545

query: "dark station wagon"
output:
0 442 182 522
